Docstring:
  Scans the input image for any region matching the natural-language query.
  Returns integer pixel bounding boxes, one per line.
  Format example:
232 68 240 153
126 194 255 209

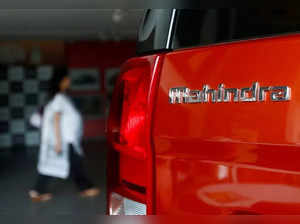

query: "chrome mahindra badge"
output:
169 82 291 104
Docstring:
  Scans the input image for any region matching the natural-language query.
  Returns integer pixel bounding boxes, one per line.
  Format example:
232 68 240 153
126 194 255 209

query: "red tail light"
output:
107 58 154 159
107 55 164 215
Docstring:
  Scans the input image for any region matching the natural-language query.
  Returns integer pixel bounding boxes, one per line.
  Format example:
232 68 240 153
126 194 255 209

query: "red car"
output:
107 9 300 215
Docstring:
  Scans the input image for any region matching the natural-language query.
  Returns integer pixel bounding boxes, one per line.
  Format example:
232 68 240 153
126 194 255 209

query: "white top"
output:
37 93 83 179
50 93 83 144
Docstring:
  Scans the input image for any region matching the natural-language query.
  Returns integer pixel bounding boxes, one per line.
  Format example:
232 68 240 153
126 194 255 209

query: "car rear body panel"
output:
153 34 300 214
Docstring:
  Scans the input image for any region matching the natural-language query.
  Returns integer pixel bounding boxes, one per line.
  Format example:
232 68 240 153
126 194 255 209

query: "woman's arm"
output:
54 112 62 154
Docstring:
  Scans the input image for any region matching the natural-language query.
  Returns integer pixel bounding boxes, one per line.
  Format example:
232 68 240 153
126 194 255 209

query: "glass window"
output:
173 9 300 49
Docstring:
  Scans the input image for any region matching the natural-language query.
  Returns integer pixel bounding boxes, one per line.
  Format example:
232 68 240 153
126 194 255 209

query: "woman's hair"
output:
48 66 69 99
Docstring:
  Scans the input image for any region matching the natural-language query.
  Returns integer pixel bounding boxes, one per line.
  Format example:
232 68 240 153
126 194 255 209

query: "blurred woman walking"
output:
29 67 99 201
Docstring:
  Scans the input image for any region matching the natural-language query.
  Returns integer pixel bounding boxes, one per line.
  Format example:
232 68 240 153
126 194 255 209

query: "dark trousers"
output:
34 144 93 194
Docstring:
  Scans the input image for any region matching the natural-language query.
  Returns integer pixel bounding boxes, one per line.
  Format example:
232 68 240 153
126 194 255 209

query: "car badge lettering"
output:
169 82 291 104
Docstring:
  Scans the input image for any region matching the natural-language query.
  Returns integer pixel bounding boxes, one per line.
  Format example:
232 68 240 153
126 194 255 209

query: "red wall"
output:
65 41 136 138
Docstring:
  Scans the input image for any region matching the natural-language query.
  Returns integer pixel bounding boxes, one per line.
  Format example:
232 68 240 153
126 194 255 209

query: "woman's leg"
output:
69 144 98 196
29 174 52 201
34 174 51 194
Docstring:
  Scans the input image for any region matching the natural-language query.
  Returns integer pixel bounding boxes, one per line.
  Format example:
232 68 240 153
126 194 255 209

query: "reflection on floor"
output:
0 140 107 222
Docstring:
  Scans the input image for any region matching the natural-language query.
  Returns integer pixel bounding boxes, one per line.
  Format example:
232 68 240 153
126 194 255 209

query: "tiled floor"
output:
0 140 107 223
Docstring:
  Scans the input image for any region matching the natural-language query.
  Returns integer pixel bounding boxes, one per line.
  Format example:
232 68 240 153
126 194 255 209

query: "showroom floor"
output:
0 140 107 223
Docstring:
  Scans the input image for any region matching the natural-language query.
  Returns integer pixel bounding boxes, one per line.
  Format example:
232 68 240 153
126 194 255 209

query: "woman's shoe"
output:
29 190 52 202
80 188 100 198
